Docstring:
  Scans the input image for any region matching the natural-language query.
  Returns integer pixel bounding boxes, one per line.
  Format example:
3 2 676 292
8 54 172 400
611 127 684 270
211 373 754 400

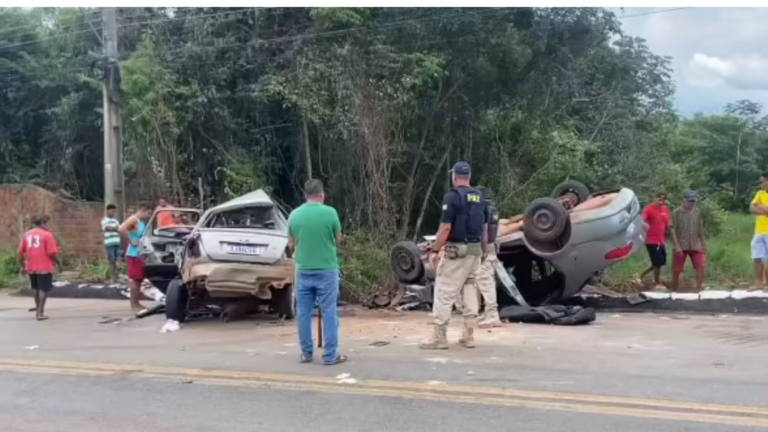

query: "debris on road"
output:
335 373 357 384
499 305 596 325
368 341 390 347
25 345 39 350
160 319 181 333
424 357 449 364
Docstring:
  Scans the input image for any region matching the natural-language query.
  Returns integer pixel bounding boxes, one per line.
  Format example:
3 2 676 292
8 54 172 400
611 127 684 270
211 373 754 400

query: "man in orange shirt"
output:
156 198 176 228
17 214 60 321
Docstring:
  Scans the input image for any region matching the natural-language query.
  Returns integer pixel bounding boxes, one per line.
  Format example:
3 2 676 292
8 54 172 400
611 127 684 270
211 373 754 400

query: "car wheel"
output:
165 278 189 323
523 197 569 243
551 179 590 207
276 285 295 320
390 241 425 283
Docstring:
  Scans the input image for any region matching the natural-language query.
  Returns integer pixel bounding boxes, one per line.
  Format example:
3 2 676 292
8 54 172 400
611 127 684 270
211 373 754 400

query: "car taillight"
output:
605 244 632 261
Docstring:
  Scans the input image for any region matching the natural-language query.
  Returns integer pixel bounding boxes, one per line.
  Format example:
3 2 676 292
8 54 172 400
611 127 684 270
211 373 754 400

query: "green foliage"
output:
0 251 22 289
339 231 393 302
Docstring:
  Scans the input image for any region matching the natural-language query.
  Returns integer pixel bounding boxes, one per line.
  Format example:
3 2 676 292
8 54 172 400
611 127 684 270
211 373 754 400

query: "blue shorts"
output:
751 235 768 260
105 245 121 263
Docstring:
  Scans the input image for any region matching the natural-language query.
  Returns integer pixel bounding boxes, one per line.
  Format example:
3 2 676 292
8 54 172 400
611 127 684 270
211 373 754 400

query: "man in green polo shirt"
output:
288 179 346 366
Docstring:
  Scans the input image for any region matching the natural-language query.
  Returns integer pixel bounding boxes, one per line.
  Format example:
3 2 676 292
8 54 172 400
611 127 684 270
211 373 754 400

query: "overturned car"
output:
390 180 646 307
140 190 295 323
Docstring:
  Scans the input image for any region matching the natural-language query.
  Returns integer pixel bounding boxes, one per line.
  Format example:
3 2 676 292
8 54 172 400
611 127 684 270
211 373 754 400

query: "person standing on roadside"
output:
288 179 347 365
102 204 121 284
421 162 487 350
475 186 502 328
118 204 153 312
17 214 60 321
670 191 707 292
638 192 670 291
749 173 768 291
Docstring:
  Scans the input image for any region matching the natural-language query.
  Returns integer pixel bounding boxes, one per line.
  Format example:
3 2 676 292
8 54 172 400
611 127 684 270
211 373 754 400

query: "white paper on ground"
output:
641 291 671 300
160 319 181 333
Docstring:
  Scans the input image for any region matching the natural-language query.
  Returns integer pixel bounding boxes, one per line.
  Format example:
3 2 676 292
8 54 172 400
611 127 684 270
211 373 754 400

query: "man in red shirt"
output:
638 193 670 291
17 214 60 321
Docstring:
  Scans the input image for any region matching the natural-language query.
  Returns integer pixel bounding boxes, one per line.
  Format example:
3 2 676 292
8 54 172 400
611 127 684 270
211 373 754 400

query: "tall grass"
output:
604 212 757 289
0 251 22 289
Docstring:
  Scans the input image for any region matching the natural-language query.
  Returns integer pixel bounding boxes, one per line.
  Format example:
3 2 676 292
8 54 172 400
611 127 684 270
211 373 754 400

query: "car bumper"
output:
181 261 294 299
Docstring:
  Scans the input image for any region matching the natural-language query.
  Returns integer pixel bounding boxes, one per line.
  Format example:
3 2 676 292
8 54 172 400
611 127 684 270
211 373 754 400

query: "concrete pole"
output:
102 7 125 220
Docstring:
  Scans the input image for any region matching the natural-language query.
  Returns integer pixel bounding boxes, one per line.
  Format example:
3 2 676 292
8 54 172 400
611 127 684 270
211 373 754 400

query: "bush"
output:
0 250 22 288
697 198 727 237
339 230 393 303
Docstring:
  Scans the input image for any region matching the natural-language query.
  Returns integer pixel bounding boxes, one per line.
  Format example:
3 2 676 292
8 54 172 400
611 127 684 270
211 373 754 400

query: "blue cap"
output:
451 161 471 176
683 190 698 201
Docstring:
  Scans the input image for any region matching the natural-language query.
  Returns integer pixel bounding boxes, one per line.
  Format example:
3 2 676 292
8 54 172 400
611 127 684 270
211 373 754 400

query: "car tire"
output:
551 179 590 206
276 285 295 320
390 241 424 283
523 197 569 243
165 278 189 323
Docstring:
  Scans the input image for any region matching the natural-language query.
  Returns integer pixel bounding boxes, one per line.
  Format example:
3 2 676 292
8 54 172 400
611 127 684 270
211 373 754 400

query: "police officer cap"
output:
451 161 471 176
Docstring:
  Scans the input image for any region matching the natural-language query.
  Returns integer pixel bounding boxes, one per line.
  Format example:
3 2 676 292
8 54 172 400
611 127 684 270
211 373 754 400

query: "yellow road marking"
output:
1 357 767 427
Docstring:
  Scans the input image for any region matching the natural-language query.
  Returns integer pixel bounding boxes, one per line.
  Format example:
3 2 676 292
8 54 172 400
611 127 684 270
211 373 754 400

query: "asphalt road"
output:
2 296 768 431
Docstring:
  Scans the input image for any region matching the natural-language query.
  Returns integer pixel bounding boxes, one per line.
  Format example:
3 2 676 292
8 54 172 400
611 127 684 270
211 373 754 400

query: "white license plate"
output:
226 244 264 255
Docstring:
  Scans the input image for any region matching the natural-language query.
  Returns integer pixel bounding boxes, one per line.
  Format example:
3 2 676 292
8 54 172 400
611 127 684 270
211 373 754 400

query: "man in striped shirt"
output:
102 204 121 283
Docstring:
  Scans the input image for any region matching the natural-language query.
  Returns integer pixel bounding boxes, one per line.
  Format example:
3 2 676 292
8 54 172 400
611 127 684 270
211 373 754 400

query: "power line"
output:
149 7 691 60
0 8 102 36
0 7 255 53
0 7 693 76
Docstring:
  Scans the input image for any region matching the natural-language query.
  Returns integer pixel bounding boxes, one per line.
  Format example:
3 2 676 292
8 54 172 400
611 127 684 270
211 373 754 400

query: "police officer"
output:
475 186 502 328
420 161 488 350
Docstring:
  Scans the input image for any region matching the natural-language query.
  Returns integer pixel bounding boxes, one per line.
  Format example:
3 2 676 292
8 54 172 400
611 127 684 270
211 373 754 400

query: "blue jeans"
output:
105 245 120 263
296 270 340 363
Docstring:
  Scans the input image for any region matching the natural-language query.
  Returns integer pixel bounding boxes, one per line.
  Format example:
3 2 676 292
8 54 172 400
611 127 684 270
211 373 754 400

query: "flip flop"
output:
28 307 37 312
324 354 348 366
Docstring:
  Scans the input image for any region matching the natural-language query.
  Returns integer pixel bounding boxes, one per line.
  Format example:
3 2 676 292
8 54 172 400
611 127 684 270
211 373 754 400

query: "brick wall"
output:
0 185 106 260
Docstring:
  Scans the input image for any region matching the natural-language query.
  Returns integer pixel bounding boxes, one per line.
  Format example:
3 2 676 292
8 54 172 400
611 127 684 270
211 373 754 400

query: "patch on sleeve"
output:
442 204 448 211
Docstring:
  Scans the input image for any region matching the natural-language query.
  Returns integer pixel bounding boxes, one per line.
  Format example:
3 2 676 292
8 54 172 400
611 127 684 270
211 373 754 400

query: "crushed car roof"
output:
208 189 275 213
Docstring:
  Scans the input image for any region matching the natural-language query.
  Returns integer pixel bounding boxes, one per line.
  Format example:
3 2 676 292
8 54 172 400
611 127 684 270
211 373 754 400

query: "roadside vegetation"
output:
2 8 768 295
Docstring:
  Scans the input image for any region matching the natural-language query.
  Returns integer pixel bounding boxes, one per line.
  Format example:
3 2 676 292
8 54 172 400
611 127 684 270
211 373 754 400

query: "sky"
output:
614 7 768 118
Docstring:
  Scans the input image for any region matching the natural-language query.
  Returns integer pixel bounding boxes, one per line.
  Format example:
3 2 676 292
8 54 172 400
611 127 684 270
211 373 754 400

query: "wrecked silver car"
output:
140 208 202 292
164 189 295 323
390 180 646 307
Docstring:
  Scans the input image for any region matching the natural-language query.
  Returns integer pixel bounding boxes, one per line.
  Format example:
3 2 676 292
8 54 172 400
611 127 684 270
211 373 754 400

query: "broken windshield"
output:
205 205 277 230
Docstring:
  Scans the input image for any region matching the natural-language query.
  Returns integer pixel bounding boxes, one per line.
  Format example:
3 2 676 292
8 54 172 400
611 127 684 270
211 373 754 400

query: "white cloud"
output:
687 53 768 91
615 7 768 116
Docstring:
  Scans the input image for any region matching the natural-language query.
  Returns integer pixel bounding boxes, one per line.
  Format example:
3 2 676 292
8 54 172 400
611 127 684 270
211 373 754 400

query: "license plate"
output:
226 244 264 255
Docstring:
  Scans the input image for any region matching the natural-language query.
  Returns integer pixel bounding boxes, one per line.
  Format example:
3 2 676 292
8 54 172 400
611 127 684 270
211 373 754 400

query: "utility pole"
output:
102 7 125 220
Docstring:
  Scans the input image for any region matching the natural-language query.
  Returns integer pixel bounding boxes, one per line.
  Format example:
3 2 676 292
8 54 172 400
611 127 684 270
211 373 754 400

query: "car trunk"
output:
199 228 287 265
